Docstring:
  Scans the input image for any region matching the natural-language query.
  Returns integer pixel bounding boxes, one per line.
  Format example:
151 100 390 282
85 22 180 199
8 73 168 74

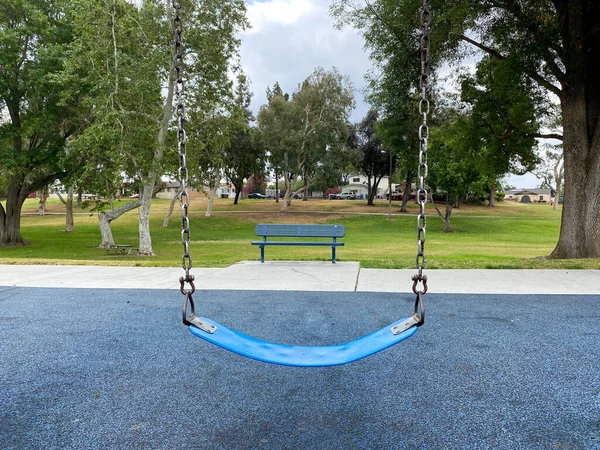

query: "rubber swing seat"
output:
188 317 418 367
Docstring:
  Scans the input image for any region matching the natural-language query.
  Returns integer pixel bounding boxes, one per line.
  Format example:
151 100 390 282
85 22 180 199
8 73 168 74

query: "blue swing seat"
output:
188 317 418 367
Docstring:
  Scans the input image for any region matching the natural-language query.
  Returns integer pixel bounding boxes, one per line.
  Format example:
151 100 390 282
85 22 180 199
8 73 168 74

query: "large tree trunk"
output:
54 186 76 232
302 170 309 201
138 179 155 255
489 182 496 207
400 171 412 213
280 172 293 212
551 92 600 258
98 200 141 248
550 1 600 258
0 180 28 246
205 181 219 217
233 181 242 205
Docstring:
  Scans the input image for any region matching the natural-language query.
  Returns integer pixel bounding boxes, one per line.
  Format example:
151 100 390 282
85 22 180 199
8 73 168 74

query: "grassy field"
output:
1 196 598 269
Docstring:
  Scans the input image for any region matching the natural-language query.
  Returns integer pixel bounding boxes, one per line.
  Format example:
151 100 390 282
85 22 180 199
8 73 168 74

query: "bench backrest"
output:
255 224 346 238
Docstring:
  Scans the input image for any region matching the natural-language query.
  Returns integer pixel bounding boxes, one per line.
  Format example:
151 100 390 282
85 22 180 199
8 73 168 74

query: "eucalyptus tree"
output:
332 0 599 258
0 0 77 246
64 0 247 251
292 67 355 201
258 85 300 211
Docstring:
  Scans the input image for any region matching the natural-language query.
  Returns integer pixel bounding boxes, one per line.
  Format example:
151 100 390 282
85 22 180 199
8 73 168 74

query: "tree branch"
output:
530 132 563 141
459 35 562 97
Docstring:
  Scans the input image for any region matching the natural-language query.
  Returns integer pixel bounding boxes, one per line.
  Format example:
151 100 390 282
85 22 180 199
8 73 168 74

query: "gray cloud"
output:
240 0 372 123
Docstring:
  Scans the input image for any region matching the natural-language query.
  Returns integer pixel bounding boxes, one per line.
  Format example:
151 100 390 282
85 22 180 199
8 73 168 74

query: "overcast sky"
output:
240 0 370 123
239 0 539 189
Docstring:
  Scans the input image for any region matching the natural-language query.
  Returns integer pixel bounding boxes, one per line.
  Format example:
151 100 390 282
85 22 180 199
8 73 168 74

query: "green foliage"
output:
459 57 541 182
0 0 74 186
258 68 355 198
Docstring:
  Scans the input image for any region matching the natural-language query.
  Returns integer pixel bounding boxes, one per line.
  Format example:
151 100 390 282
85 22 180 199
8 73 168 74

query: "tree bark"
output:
205 180 219 217
280 174 293 211
432 197 454 233
232 181 242 205
138 179 155 255
275 168 279 203
400 171 412 213
0 180 29 246
65 186 75 232
489 182 496 207
38 187 49 216
550 88 600 258
547 0 600 258
97 200 141 248
162 189 181 228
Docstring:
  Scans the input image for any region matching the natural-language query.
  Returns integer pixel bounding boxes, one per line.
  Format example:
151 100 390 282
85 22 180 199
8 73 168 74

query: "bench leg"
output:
332 245 336 264
260 245 265 263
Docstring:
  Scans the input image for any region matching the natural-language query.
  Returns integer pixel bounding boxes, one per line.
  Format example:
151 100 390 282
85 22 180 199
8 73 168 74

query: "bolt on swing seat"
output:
183 292 424 367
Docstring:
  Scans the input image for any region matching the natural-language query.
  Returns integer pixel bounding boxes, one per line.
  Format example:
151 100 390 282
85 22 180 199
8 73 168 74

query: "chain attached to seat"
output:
408 0 431 328
172 0 215 333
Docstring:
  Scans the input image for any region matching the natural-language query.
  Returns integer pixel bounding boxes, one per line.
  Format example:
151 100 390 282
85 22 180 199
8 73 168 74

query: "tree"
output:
258 85 300 211
460 57 542 206
259 69 354 210
64 0 248 248
0 0 75 246
292 67 355 201
332 0 599 258
428 113 483 232
535 143 564 211
357 110 397 205
223 73 264 204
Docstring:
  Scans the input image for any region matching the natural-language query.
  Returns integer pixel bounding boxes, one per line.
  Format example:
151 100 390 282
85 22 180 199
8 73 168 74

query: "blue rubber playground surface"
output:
1 286 599 449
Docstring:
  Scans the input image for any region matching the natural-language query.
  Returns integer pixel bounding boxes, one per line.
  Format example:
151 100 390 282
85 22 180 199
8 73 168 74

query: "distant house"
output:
156 181 180 199
340 174 403 200
504 188 555 203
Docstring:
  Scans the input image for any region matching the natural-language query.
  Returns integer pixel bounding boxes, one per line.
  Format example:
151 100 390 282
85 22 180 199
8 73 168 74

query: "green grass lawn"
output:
1 197 598 269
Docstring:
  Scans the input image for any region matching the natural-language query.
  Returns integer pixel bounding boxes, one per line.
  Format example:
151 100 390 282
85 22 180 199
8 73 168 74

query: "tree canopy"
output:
332 0 600 258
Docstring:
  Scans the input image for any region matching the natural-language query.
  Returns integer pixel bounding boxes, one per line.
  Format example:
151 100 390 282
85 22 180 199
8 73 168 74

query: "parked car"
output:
335 192 356 200
278 191 302 199
248 192 268 199
385 191 416 201
385 191 403 200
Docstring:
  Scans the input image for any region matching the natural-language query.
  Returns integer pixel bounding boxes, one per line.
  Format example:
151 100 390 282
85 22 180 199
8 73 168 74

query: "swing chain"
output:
414 0 431 296
173 0 195 296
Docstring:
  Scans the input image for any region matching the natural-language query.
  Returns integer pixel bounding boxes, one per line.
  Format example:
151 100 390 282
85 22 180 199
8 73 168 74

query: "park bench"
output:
252 224 345 263
106 244 135 255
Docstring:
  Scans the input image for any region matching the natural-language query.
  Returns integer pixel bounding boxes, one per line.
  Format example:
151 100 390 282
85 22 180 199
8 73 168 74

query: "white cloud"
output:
240 0 372 122
245 0 317 33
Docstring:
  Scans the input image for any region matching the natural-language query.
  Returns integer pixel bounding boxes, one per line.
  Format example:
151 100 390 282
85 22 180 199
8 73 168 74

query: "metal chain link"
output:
413 0 431 296
173 0 195 296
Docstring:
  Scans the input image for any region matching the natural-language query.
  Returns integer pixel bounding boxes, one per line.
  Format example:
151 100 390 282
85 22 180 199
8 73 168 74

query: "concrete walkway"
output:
0 262 598 293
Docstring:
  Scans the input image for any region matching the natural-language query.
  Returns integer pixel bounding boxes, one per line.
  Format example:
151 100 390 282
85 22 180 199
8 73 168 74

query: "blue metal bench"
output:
252 224 345 263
